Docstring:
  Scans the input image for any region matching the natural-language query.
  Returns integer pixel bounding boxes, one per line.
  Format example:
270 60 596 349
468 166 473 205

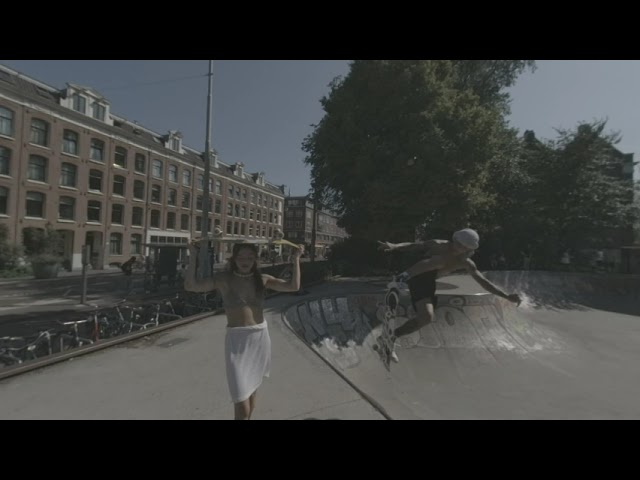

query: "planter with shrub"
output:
30 253 62 279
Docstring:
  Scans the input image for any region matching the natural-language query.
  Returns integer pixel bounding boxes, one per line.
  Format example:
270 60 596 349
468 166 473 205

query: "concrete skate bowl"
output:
484 271 640 316
283 287 640 419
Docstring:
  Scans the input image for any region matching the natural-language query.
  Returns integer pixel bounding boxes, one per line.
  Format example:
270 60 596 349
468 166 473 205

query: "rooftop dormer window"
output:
92 102 105 121
72 94 86 114
167 131 183 153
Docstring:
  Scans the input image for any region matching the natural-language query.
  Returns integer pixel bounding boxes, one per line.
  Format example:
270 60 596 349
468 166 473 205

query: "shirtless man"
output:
378 228 521 361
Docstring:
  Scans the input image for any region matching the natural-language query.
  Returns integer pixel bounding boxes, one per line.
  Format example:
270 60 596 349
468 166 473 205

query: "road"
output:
0 271 181 336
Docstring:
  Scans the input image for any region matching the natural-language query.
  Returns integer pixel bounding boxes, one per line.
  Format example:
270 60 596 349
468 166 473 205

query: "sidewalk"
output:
0 282 386 420
0 268 122 285
0 263 236 286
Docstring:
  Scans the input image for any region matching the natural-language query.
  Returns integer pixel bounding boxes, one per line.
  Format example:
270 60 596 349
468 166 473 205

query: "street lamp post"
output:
197 60 214 279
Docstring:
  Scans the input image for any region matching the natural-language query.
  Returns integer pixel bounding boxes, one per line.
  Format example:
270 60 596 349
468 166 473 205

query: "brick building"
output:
0 64 285 270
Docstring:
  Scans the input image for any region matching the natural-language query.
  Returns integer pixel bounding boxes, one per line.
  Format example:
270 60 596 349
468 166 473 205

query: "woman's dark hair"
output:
228 243 264 294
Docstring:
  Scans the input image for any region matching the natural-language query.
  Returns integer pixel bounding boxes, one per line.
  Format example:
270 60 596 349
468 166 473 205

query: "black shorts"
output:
408 270 438 310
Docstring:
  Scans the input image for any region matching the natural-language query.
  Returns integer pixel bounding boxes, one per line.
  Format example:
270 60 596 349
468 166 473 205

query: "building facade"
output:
283 195 348 257
0 64 285 270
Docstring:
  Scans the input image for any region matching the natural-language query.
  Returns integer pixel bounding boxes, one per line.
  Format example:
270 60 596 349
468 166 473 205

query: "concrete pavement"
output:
1 272 638 420
0 280 386 420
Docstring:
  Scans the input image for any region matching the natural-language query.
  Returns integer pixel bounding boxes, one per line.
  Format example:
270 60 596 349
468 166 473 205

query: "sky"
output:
1 60 638 195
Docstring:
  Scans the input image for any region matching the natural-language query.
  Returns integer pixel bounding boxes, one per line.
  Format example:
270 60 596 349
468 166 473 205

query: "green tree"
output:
303 60 535 241
545 121 637 249
478 121 639 266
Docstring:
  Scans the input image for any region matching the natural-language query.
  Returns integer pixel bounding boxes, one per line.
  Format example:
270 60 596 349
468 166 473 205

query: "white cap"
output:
452 228 480 250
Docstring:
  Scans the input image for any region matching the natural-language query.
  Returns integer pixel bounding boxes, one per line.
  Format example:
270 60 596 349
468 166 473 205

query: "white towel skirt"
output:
225 321 271 403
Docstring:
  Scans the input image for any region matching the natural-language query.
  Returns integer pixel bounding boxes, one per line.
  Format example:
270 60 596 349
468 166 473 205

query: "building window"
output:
72 94 86 114
28 155 47 182
133 180 144 200
113 175 126 196
90 139 104 162
110 233 123 255
182 192 190 209
57 196 75 220
251 191 256 204
227 202 233 216
87 200 101 222
209 178 213 192
182 170 191 187
197 196 203 211
60 162 77 188
62 130 79 155
233 222 239 235
89 169 103 192
250 209 254 220
242 189 247 201
131 234 142 254
30 193 53 222
150 210 160 228
114 147 127 168
181 214 189 230
249 225 253 236
215 180 222 195
168 164 177 182
0 146 11 175
269 212 273 223
226 221 232 234
215 199 221 214
268 227 272 238
30 119 49 146
196 216 202 232
132 207 143 226
241 224 246 235
151 185 161 203
0 186 8 214
92 102 106 121
171 137 180 151
153 160 163 178
235 204 240 217
241 206 246 218
25 191 44 217
167 212 176 229
257 211 261 222
134 153 146 173
111 204 124 224
0 107 14 137
168 189 177 206
197 174 204 190
228 184 234 196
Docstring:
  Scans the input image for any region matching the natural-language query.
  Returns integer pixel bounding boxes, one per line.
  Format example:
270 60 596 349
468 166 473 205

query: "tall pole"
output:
197 60 214 279
310 195 318 263
80 244 89 304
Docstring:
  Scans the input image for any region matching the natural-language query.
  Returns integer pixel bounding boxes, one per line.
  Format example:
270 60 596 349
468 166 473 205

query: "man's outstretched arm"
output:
465 259 521 305
377 239 437 253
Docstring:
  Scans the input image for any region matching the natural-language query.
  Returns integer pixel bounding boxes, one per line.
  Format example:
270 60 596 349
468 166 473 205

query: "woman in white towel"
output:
184 240 303 420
